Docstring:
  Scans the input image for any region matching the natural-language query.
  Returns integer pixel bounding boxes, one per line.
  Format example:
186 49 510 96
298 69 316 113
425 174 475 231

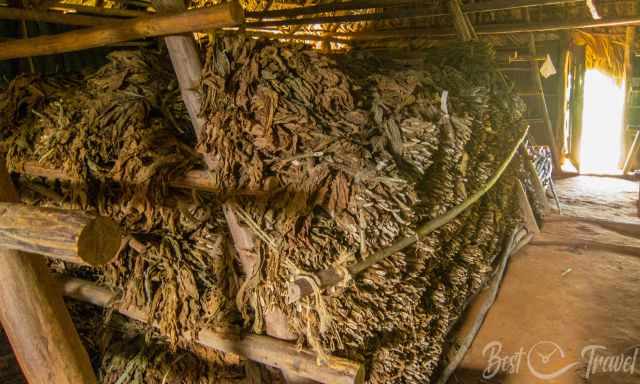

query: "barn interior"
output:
0 1 639 383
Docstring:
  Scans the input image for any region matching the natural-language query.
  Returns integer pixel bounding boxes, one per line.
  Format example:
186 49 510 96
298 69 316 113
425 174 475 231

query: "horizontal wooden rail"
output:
11 161 272 196
49 2 152 18
0 2 243 61
57 276 365 384
0 6 115 26
0 202 121 265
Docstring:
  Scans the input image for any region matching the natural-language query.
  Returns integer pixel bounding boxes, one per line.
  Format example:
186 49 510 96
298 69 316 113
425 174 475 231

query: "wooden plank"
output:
57 276 365 384
0 160 97 384
0 202 121 265
0 2 243 61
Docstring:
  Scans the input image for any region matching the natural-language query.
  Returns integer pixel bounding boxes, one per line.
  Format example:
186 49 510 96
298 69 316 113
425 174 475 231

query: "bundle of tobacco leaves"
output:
198 35 527 383
2 36 529 384
67 301 254 384
1 49 241 351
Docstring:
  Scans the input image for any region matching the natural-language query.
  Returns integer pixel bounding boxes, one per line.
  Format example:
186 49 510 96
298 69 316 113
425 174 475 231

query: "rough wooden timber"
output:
57 276 365 384
0 202 121 265
48 2 151 18
0 161 97 384
525 10 562 172
0 2 244 60
10 161 274 195
0 7 114 26
154 1 310 378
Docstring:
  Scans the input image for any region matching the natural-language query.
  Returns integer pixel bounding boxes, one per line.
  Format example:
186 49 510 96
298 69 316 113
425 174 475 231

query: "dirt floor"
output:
554 175 639 225
449 175 640 384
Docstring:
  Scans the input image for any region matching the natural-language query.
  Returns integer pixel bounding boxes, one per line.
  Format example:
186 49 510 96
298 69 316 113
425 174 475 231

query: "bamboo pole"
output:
288 127 529 303
0 2 243 61
57 276 365 384
0 160 97 384
0 6 115 26
0 202 121 265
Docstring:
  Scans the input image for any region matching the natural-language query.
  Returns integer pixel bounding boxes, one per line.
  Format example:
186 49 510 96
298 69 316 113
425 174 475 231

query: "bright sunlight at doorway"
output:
579 69 625 174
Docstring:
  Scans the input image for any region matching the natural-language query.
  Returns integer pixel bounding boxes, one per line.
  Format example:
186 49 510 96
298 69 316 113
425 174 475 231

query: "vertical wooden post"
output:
0 161 97 384
525 9 563 172
622 6 637 172
554 33 570 153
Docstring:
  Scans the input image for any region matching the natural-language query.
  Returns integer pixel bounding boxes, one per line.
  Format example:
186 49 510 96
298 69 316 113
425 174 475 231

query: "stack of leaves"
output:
1 49 241 351
198 35 527 383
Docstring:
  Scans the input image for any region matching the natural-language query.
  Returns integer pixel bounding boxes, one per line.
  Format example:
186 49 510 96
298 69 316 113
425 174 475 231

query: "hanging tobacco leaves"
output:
198 35 527 383
2 36 529 384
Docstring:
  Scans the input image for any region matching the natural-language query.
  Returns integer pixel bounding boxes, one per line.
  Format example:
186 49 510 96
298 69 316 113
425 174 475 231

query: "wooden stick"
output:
10 161 275 196
288 127 529 303
48 2 152 18
154 1 311 378
623 131 640 174
554 33 570 152
248 0 581 19
435 227 524 384
526 15 563 172
0 161 97 384
0 6 115 26
0 2 244 61
0 202 121 265
57 276 364 384
286 15 640 42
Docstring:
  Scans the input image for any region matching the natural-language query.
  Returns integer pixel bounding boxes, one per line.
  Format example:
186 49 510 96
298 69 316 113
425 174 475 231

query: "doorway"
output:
579 69 625 174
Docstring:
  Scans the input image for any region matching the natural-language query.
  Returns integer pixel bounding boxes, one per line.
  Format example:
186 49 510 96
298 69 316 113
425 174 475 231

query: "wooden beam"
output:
554 32 570 154
10 161 274 196
0 160 97 384
623 130 640 174
275 15 640 42
248 0 582 19
48 2 151 18
57 276 365 384
156 0 312 380
0 6 115 26
0 202 121 265
525 10 563 172
449 0 476 41
0 2 243 61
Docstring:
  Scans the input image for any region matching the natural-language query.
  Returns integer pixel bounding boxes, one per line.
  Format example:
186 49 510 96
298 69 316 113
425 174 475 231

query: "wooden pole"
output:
154 0 311 379
622 15 636 172
0 2 243 61
262 15 640 42
48 2 151 18
0 7 115 26
0 202 121 265
248 0 582 19
0 160 97 384
525 11 563 172
623 130 640 174
554 34 570 153
57 276 365 384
